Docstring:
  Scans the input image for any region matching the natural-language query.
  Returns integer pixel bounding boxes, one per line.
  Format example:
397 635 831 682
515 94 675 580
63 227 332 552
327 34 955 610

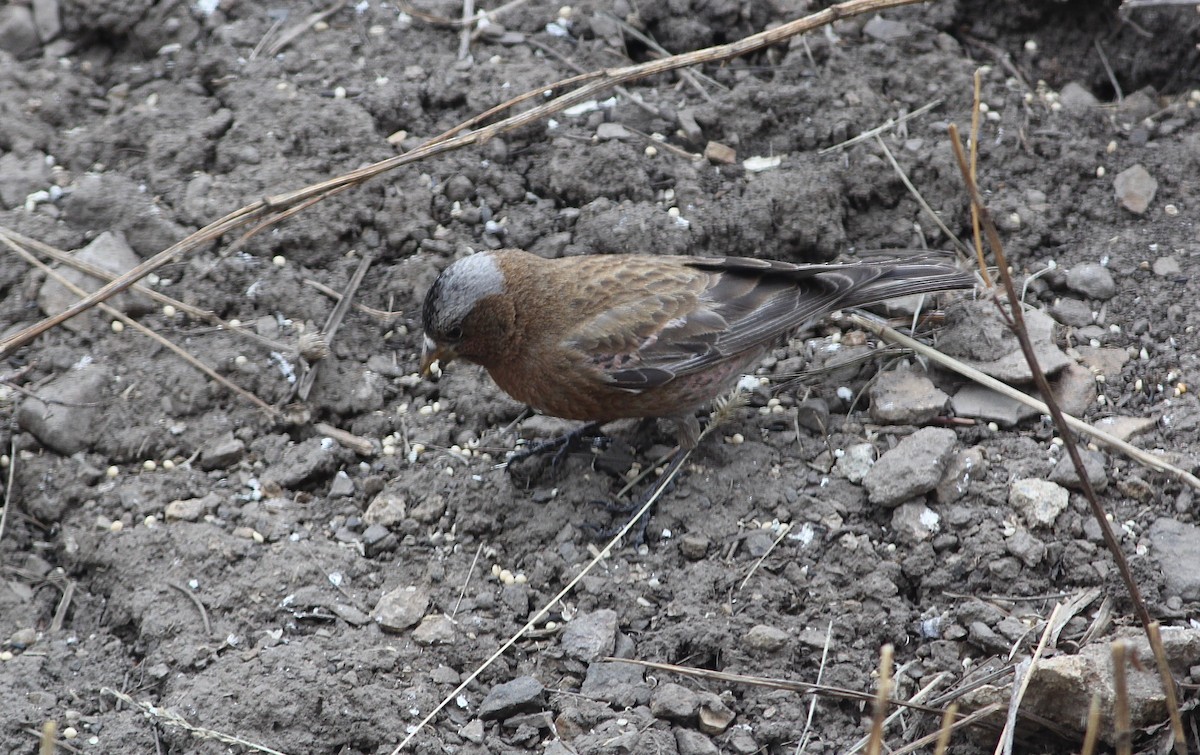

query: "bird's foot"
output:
586 450 688 546
504 422 608 469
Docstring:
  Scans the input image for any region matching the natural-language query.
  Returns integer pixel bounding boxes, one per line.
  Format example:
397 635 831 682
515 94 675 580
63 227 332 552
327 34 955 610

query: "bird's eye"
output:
446 325 464 341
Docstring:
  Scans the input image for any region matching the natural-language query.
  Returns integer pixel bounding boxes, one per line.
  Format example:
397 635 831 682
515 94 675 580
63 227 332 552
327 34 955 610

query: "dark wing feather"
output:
565 255 974 390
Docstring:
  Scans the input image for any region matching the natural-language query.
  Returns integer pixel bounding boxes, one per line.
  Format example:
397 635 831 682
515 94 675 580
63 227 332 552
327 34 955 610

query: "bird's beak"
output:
420 335 455 378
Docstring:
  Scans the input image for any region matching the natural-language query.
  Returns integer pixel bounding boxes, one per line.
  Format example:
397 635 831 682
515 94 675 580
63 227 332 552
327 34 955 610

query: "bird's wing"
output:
562 255 973 390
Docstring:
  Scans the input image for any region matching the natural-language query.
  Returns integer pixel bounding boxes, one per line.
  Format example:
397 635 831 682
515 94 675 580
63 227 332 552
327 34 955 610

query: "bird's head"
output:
420 251 514 376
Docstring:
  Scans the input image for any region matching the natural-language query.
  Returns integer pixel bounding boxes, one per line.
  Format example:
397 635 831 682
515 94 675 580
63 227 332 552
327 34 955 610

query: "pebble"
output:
0 4 39 57
1065 263 1117 301
199 433 245 470
17 363 108 455
579 661 648 708
1005 528 1047 567
1049 297 1092 327
165 496 210 522
742 624 788 653
1152 256 1182 277
862 427 958 507
269 437 338 488
561 609 617 662
458 719 484 744
1058 82 1099 114
794 397 830 433
373 586 429 632
1009 478 1069 528
364 489 407 527
478 675 544 720
675 729 720 755
32 0 61 42
37 232 152 330
890 502 940 542
679 533 710 560
649 682 699 722
868 370 950 425
412 614 456 645
939 301 1072 383
935 447 986 503
696 692 736 734
1112 163 1157 214
1049 448 1109 491
1148 519 1200 600
835 443 875 483
328 470 355 498
1092 415 1155 442
596 122 631 141
950 384 1038 427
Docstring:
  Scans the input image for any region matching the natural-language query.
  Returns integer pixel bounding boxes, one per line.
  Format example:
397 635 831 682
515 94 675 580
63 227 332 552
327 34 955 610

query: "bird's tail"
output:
836 257 978 309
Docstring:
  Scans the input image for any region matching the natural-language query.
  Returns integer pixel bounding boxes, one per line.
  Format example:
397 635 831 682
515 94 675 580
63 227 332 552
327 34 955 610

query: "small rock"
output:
413 614 456 645
862 16 911 41
1074 347 1128 378
37 232 152 331
17 363 108 455
1092 416 1155 442
936 447 986 503
479 676 544 720
361 523 398 556
868 370 950 425
1151 256 1181 277
1065 263 1116 301
199 433 245 470
794 397 830 433
561 609 617 662
1148 519 1200 600
269 438 337 488
596 122 631 141
364 488 408 527
1049 298 1092 327
696 692 735 734
8 627 37 649
743 624 788 653
939 301 1072 383
31 0 60 42
743 530 775 557
1048 362 1096 418
1009 478 1069 528
675 729 720 755
650 682 699 722
373 586 429 632
951 384 1038 427
1049 448 1108 491
890 502 941 542
1113 163 1157 214
1059 82 1099 115
836 443 875 483
0 4 39 57
579 660 648 708
862 427 959 507
328 470 355 497
679 533 710 560
1006 528 1047 567
458 719 485 744
165 496 211 522
409 494 446 523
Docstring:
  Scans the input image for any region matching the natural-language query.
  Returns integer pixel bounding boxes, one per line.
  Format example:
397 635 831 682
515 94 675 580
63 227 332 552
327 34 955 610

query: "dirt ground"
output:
2 0 1200 752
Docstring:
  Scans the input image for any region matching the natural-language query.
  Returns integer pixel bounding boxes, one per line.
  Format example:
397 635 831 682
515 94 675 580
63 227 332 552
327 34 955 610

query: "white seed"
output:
111 320 125 333
644 145 657 158
1096 166 1105 178
106 465 119 478
1164 204 1179 216
162 304 176 317
272 255 287 267
143 460 157 471
109 520 124 533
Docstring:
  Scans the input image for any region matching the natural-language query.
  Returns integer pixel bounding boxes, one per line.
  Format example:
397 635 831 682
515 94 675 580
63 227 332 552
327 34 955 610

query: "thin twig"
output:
1113 641 1132 755
795 619 834 754
1094 39 1123 102
297 252 373 401
872 134 972 263
1146 622 1188 755
736 522 791 593
264 0 349 58
968 68 991 286
451 542 485 618
0 437 14 545
168 581 214 638
818 98 942 154
865 644 894 755
1080 694 1102 755
933 703 958 755
995 603 1061 755
101 687 289 755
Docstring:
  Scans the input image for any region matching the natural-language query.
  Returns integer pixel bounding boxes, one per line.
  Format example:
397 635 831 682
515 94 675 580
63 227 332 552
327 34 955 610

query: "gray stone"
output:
696 692 735 734
199 433 244 470
328 470 355 497
1005 528 1046 567
1065 263 1117 301
1049 448 1108 491
1092 415 1155 442
165 495 214 522
1152 256 1182 277
675 729 719 755
890 502 941 542
561 609 617 662
1049 297 1092 327
951 384 1038 427
1009 478 1069 528
794 397 830 433
936 447 986 503
649 682 699 722
1148 519 1200 601
835 443 875 483
0 4 39 57
0 151 51 209
862 16 911 41
364 489 408 527
868 370 949 425
37 231 152 332
1059 82 1099 115
596 122 632 141
32 0 60 42
1074 347 1128 379
479 676 544 720
1049 362 1096 418
579 660 648 708
1113 163 1157 214
679 533 710 560
268 437 337 488
939 300 1071 383
458 719 484 744
412 614 456 645
862 427 958 507
373 586 429 632
743 624 788 653
17 362 108 455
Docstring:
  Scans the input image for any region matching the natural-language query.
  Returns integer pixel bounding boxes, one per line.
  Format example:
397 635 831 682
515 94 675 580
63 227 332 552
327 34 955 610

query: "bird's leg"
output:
505 421 607 469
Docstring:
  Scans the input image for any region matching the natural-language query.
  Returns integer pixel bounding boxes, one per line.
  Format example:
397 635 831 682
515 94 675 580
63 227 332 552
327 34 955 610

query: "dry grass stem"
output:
968 68 992 287
865 644 894 755
933 703 959 755
1080 694 1102 755
101 687 289 755
995 603 1062 755
872 133 972 262
1146 622 1188 754
1113 641 1132 755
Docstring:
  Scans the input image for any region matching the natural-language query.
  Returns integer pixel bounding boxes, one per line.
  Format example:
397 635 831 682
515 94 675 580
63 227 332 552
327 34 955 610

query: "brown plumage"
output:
421 249 975 448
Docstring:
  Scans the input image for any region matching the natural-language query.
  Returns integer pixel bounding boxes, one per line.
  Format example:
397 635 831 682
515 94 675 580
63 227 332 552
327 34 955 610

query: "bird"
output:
420 248 975 452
